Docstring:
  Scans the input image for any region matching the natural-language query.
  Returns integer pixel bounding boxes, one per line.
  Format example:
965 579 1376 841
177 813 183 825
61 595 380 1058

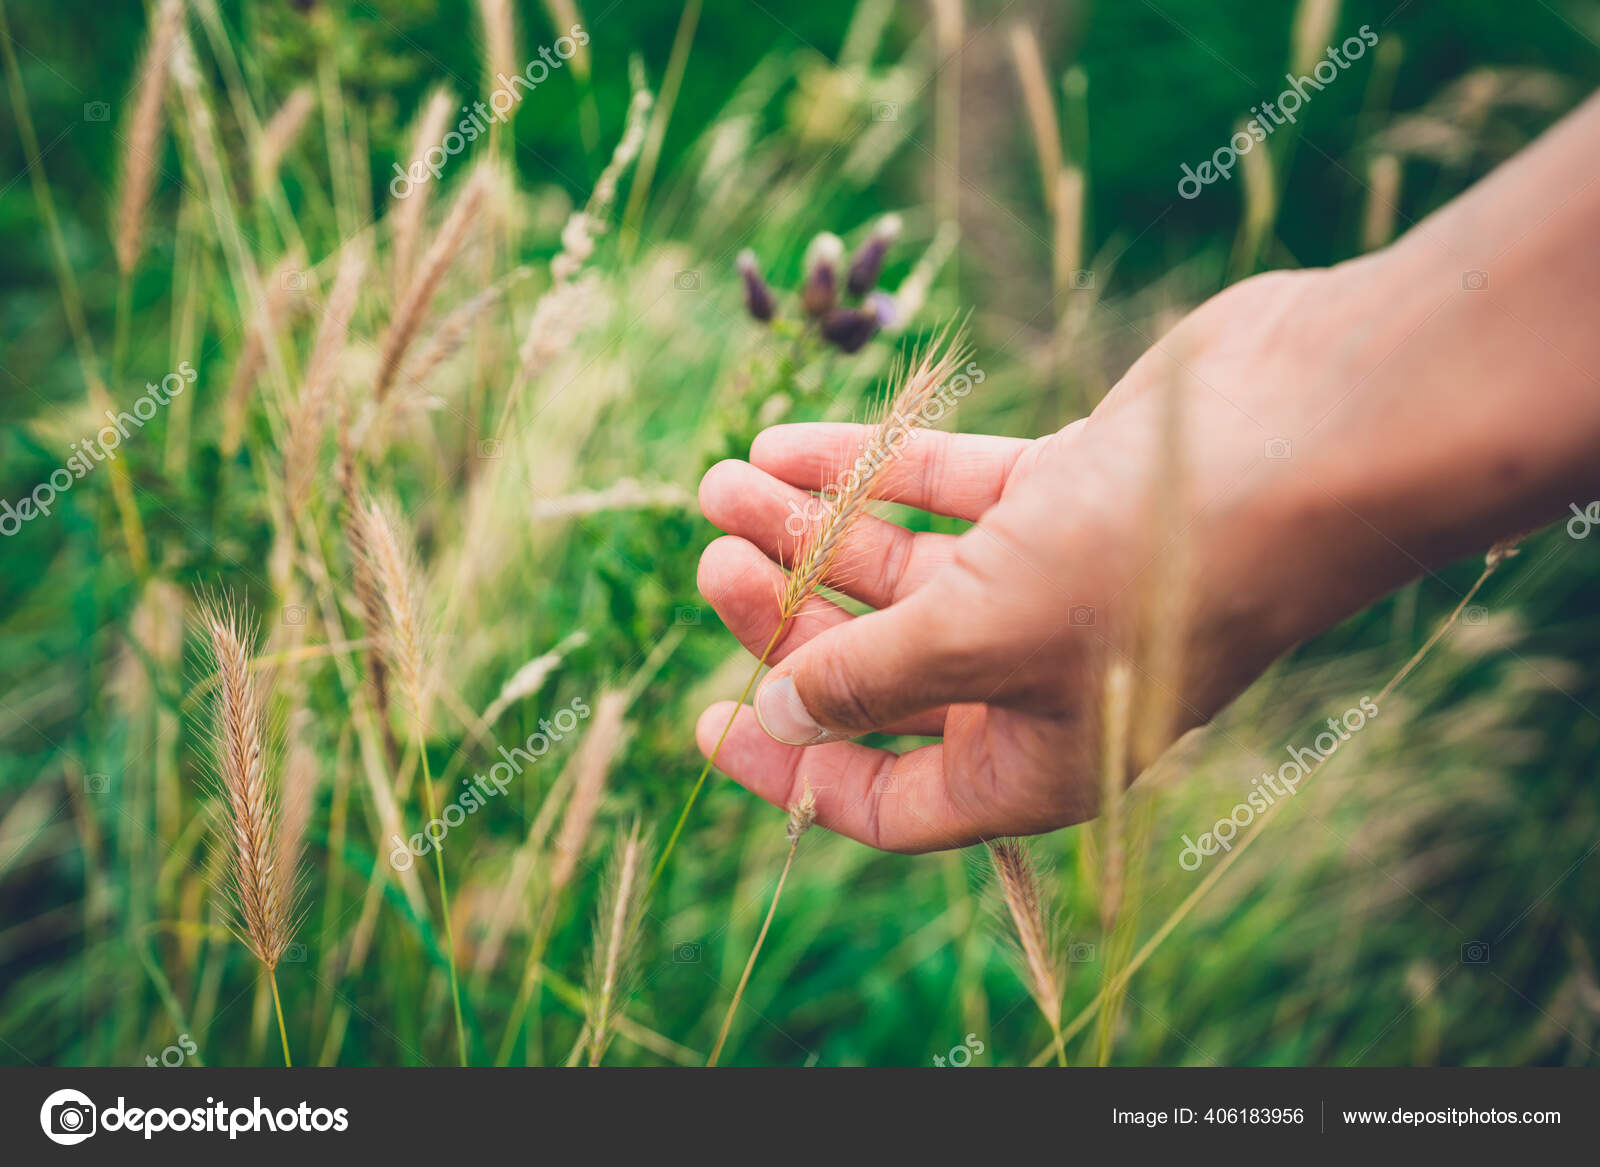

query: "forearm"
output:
1286 90 1600 619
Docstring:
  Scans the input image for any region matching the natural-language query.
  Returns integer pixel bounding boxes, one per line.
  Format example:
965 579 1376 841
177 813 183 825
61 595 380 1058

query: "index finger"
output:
749 424 1031 521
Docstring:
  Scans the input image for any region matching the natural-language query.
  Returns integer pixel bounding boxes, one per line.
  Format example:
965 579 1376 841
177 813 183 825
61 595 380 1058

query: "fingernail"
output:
755 675 831 746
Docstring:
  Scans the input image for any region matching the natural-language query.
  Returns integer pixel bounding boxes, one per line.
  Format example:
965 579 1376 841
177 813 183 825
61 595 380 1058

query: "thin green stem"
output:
417 733 468 1066
645 623 783 906
495 901 556 1066
269 967 291 1067
707 836 797 1067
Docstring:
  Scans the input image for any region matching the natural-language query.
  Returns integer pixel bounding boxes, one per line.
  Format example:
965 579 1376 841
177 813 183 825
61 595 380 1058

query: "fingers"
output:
699 458 956 610
695 703 981 852
697 536 948 736
750 423 1030 520
752 576 1000 745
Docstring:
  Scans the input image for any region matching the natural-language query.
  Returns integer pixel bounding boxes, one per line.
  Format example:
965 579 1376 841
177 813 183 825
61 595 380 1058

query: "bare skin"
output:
695 91 1600 853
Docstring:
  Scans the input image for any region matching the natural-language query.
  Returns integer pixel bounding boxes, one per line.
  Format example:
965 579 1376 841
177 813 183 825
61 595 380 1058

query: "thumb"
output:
753 589 991 744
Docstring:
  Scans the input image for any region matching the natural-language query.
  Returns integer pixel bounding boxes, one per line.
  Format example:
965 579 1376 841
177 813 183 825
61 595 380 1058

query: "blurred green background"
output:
1 0 1598 1067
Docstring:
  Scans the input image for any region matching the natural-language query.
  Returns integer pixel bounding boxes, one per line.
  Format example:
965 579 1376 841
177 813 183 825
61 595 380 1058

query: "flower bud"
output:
846 213 901 296
736 250 777 322
819 305 880 353
800 233 844 318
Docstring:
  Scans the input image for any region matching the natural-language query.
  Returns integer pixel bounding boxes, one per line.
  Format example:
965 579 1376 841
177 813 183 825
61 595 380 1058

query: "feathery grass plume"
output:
115 0 182 276
650 324 974 901
357 495 469 1064
531 478 693 522
779 325 973 620
585 820 650 1066
478 631 589 728
253 86 316 197
988 839 1067 1066
548 80 652 283
1290 0 1342 79
223 251 304 458
357 496 430 723
374 164 496 403
478 0 517 106
497 689 628 1063
336 398 397 764
285 242 366 514
398 265 530 396
388 87 456 296
195 596 298 1065
707 781 815 1066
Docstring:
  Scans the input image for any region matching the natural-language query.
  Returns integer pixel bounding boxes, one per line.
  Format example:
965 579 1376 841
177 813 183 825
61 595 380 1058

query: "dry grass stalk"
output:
223 251 304 457
375 165 494 401
254 86 316 195
989 839 1067 1065
549 690 629 893
1009 23 1063 208
585 820 649 1066
540 0 590 78
1361 153 1403 252
399 266 529 394
115 0 183 275
285 242 366 513
707 782 816 1066
389 87 456 295
531 478 693 522
1290 0 1342 79
1097 659 1134 930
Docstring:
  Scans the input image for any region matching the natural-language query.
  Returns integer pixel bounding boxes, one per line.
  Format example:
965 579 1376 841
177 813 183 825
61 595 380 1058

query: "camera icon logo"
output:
1069 269 1095 291
1460 940 1491 964
672 941 702 963
282 604 306 626
282 269 309 292
477 438 503 459
870 101 898 122
1067 941 1097 963
1462 270 1488 291
1462 604 1488 626
281 941 308 963
83 101 110 122
1264 437 1292 460
1069 604 1096 627
40 1088 97 1145
86 773 111 794
674 605 702 626
674 270 701 291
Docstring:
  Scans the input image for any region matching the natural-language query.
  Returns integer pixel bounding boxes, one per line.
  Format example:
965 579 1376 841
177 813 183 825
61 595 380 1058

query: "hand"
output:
696 270 1362 851
696 92 1600 852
